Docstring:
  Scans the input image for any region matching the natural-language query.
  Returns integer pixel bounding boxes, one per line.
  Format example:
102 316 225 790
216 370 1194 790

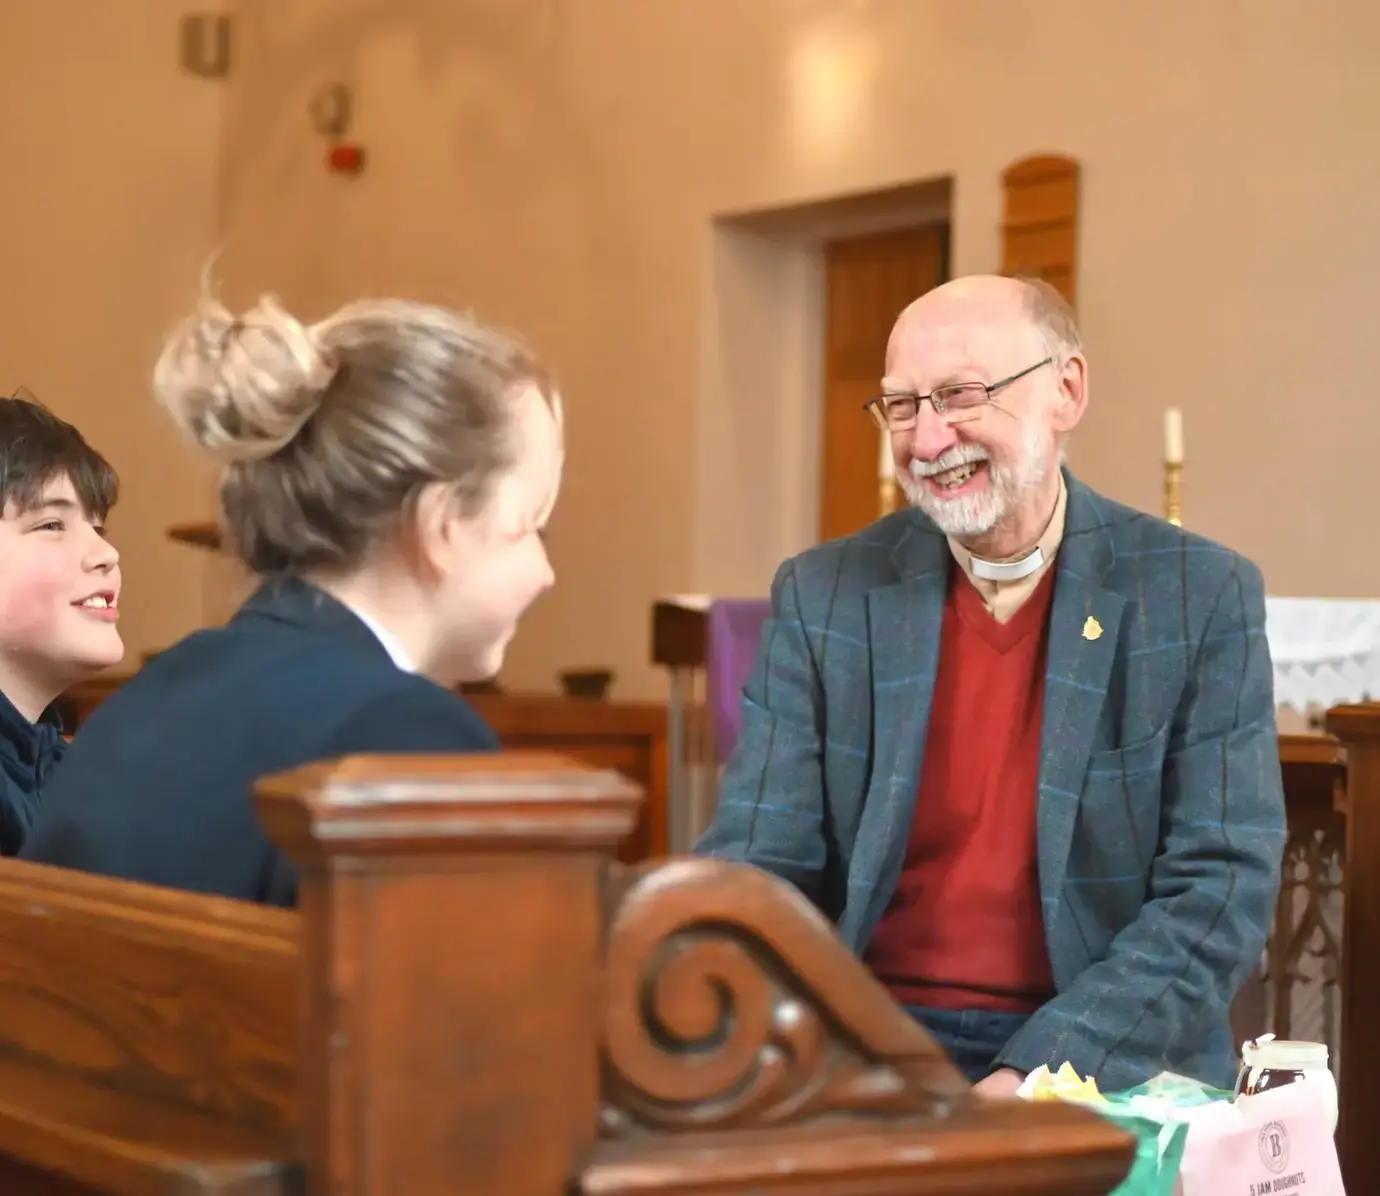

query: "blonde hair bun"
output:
153 286 558 577
154 293 339 463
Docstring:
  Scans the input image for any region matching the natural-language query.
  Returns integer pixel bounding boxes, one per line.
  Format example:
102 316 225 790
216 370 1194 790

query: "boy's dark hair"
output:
0 390 118 520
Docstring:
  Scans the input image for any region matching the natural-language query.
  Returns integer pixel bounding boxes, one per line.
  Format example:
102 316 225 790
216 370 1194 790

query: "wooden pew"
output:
466 693 669 862
0 753 1135 1196
1324 703 1380 1192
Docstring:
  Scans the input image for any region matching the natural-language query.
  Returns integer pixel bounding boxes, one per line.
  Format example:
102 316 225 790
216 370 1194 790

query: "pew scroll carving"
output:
600 859 968 1137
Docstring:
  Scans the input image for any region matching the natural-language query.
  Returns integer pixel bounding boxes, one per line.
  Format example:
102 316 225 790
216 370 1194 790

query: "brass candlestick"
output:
880 475 899 517
1163 460 1183 527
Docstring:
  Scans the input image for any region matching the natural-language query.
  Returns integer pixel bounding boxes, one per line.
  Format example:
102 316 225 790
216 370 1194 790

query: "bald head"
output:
889 275 1081 368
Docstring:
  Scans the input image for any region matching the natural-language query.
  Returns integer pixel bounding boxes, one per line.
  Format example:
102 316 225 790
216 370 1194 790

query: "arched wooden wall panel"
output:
1001 154 1080 307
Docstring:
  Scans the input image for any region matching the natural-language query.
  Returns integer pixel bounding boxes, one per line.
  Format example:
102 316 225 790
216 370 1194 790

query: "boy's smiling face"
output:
0 474 123 721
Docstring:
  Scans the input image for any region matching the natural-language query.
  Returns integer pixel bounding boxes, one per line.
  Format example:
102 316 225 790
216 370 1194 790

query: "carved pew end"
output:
592 858 1135 1195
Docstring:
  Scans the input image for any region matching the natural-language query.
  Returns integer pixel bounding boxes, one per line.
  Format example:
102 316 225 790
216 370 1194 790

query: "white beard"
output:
900 419 1052 537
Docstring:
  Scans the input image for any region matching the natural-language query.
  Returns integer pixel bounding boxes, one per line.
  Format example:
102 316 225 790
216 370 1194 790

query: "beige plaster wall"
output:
0 1 223 663
8 2 1376 700
217 0 1380 698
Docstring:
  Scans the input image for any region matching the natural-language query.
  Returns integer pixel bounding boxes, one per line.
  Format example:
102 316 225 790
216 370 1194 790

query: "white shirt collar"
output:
344 604 416 673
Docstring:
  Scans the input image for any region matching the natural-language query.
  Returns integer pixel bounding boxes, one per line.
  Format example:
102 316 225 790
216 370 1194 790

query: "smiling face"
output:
424 383 564 684
884 276 1087 556
0 474 124 720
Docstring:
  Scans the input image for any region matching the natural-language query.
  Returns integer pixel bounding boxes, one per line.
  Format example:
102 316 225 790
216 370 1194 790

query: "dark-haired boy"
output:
0 396 122 854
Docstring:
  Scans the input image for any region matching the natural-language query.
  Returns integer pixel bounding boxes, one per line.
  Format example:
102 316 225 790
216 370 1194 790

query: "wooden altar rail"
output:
0 753 1134 1196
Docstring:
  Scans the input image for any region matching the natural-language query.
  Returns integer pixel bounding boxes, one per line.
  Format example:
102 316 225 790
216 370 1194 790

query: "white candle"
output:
879 425 895 480
1163 407 1184 465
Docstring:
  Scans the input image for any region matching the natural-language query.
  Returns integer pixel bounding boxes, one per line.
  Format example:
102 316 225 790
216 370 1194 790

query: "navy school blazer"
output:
20 577 498 905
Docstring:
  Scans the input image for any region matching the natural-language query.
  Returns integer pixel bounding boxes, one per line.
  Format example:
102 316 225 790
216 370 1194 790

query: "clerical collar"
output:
969 546 1045 581
946 472 1068 593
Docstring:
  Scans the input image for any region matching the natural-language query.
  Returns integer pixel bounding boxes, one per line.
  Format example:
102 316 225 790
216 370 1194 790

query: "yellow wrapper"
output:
1020 1061 1108 1104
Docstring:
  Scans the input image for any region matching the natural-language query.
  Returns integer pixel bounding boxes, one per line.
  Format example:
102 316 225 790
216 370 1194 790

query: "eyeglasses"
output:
865 357 1053 430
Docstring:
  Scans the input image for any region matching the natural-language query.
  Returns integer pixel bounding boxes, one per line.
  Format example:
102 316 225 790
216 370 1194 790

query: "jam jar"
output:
1235 1035 1337 1132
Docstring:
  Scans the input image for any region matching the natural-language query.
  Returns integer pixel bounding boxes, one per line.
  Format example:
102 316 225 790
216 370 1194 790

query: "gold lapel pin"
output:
1082 616 1103 642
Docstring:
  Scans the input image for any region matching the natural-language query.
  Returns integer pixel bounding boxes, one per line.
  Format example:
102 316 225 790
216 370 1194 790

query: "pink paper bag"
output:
1178 1082 1343 1196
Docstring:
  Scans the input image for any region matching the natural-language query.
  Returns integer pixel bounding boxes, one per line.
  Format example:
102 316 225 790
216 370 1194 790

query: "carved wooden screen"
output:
1001 155 1080 307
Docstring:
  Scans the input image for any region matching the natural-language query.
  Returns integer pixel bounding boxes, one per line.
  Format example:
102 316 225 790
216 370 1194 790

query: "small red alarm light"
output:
327 143 365 174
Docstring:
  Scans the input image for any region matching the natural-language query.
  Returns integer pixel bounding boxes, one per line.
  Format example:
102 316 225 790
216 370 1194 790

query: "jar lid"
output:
1242 1036 1329 1069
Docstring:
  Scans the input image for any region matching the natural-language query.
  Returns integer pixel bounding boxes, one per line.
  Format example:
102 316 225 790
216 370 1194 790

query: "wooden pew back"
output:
0 860 296 1194
1324 702 1380 1193
0 752 1136 1196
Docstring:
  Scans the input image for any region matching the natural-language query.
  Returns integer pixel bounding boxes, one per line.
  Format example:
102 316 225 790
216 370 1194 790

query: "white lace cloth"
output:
1265 597 1380 714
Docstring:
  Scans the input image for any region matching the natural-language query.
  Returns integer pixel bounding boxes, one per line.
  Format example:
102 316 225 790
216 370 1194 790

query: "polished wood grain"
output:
600 857 968 1137
0 752 1134 1195
0 863 296 1132
1324 705 1380 1193
584 1105 1139 1196
467 694 668 861
1001 154 1080 306
0 858 297 1194
259 752 642 1196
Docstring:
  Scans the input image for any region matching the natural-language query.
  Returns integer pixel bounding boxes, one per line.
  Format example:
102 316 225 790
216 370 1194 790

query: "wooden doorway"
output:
818 224 949 542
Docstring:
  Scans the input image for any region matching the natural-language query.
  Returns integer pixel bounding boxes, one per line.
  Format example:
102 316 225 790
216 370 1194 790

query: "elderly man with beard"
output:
697 275 1286 1096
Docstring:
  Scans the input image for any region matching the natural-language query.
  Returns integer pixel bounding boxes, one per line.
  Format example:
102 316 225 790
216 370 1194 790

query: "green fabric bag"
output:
1027 1071 1234 1195
1090 1103 1189 1196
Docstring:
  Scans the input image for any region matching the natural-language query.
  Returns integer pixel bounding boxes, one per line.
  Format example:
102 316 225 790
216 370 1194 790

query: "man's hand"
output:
973 1067 1025 1099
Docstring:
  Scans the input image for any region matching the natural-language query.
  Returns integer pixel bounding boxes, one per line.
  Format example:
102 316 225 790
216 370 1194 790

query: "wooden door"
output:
819 224 948 542
1001 155 1079 307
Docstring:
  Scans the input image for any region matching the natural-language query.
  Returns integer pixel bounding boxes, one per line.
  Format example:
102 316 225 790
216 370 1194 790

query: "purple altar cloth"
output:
705 599 772 763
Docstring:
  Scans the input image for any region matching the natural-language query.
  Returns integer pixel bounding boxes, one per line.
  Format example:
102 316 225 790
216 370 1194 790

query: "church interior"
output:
0 1 1376 1192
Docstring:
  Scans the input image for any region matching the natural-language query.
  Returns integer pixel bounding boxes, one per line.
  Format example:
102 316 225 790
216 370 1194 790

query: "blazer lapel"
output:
1037 475 1126 925
851 518 949 939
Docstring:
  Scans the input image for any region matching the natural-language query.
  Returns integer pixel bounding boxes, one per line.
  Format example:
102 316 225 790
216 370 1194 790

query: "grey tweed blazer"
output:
696 470 1287 1091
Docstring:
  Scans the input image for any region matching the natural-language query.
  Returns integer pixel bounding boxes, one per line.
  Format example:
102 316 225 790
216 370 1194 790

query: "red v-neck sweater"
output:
864 566 1058 1013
